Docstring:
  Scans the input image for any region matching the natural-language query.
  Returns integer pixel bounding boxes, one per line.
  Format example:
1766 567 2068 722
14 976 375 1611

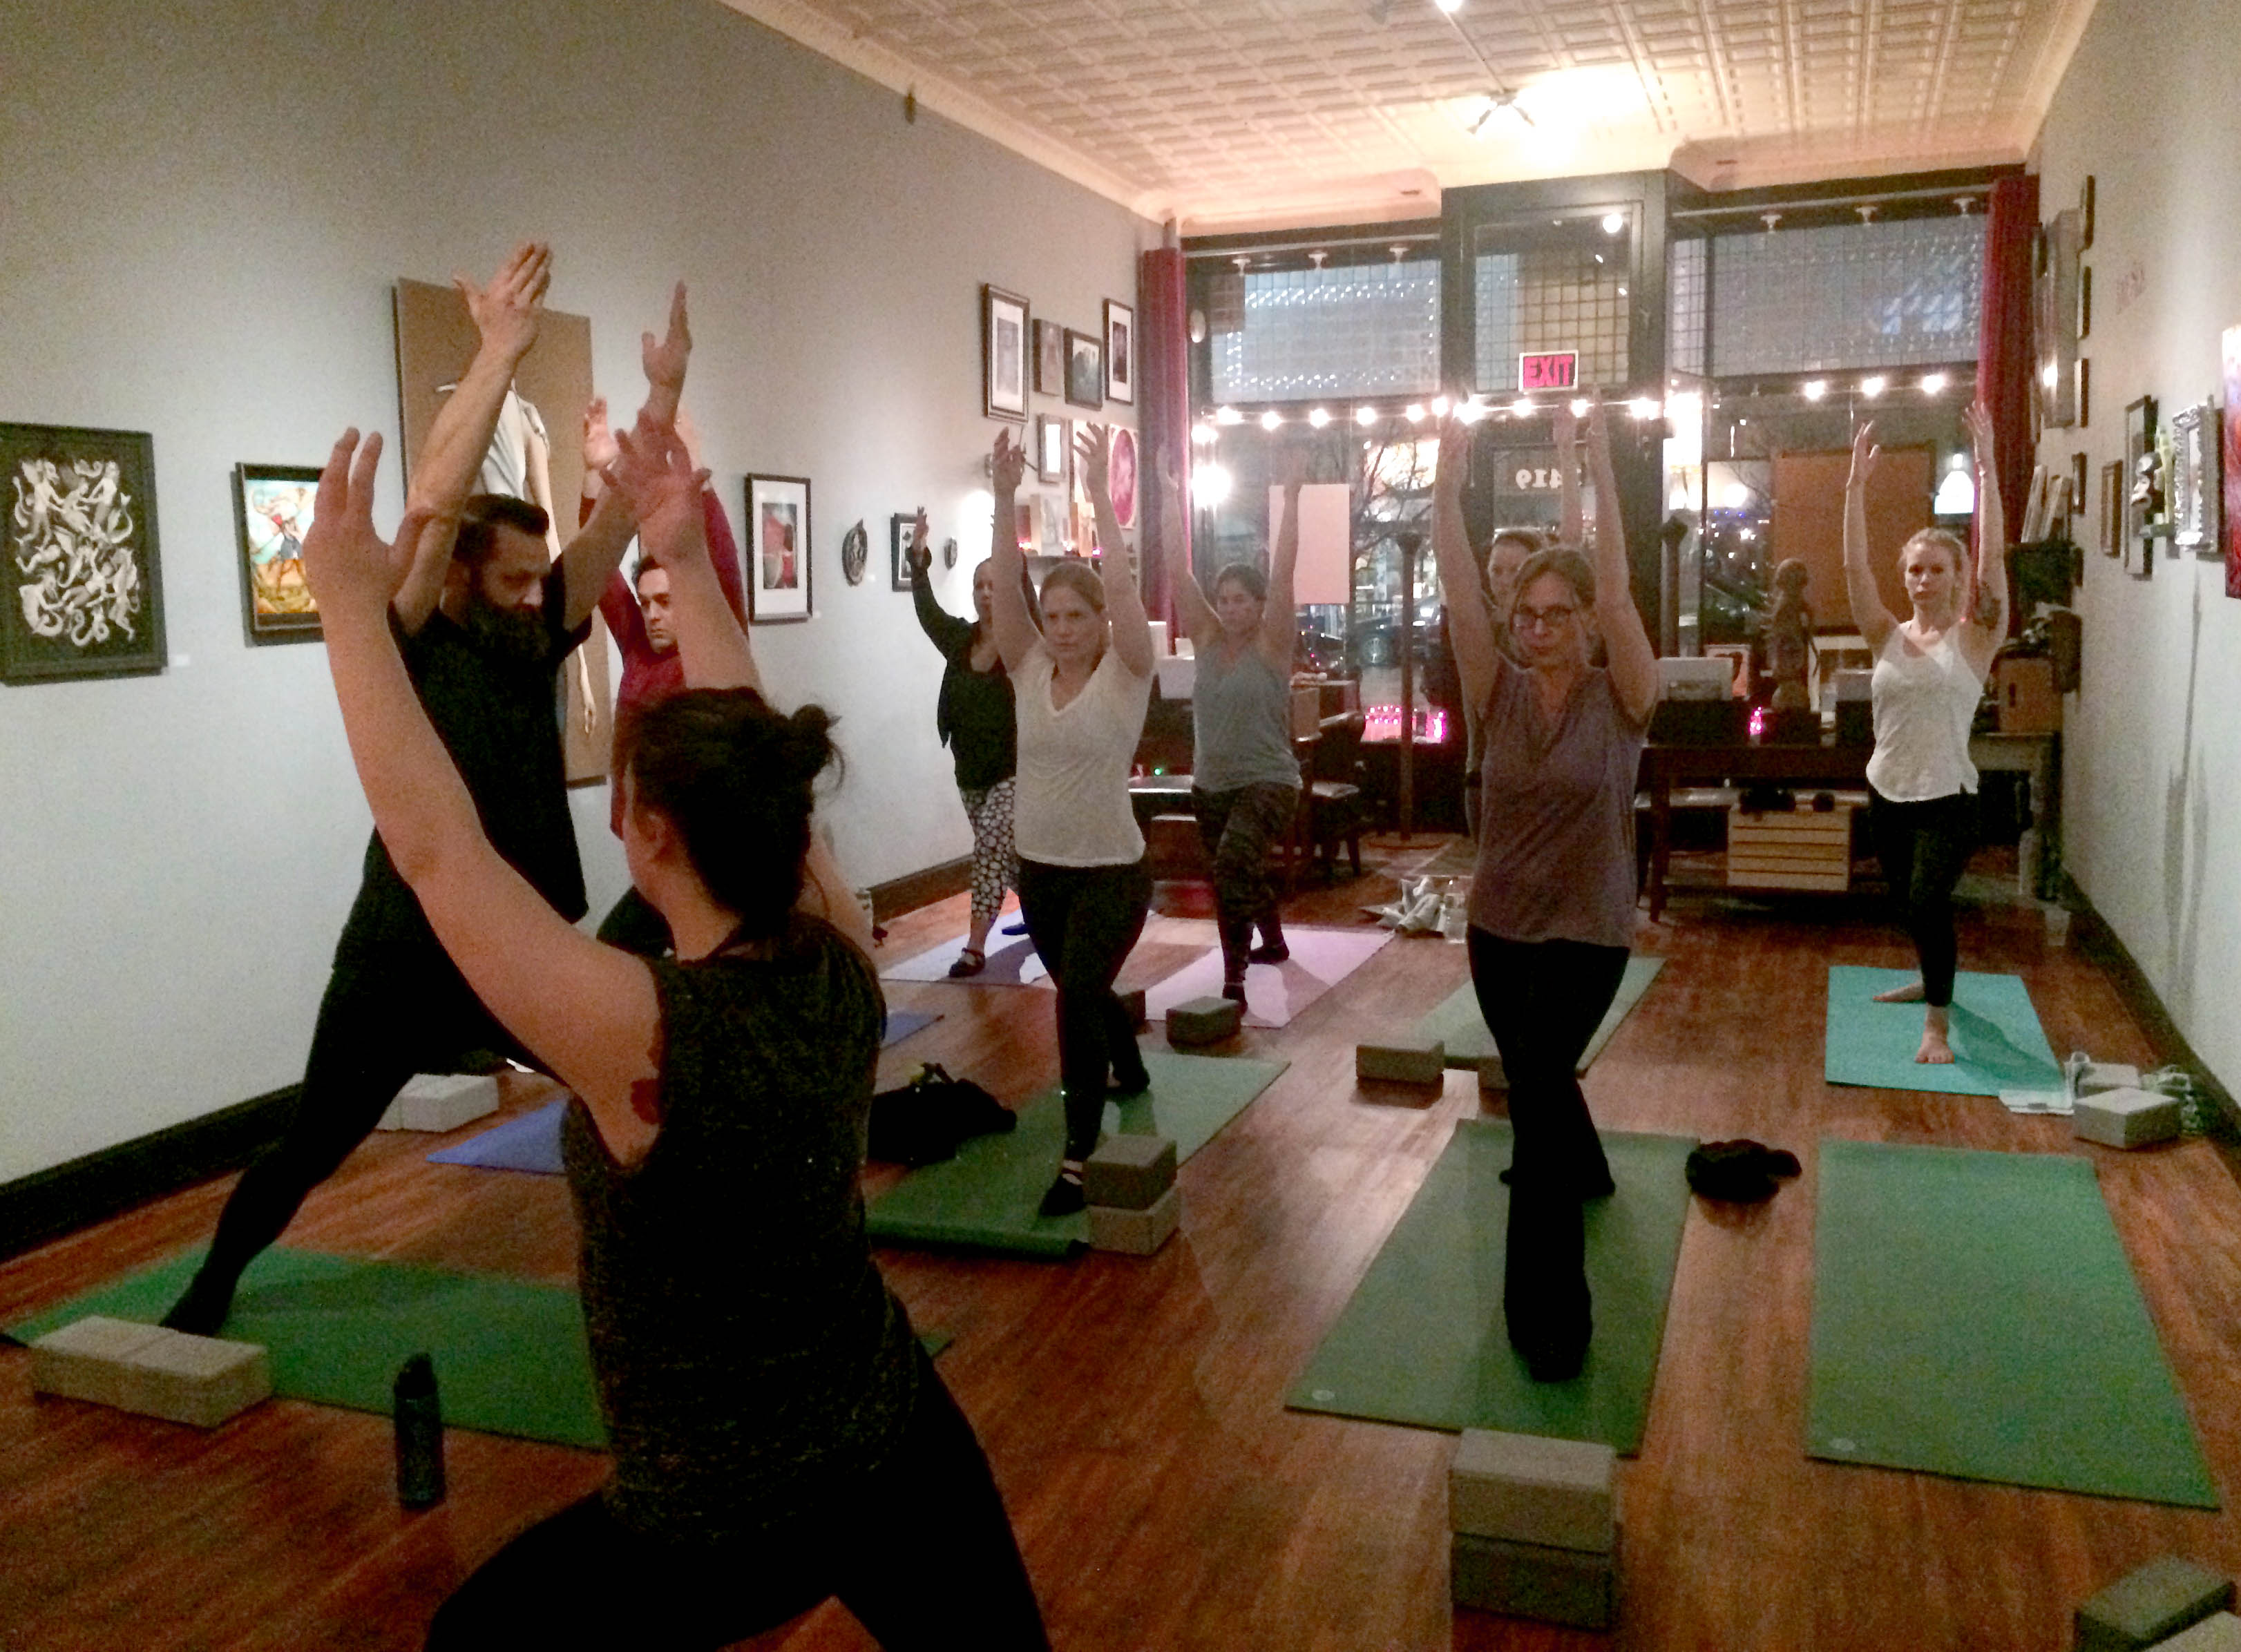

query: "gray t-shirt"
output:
562 917 919 1541
1191 644 1301 794
1467 656 1648 949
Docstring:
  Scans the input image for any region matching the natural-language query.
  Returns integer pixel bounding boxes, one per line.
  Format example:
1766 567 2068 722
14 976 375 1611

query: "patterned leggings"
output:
958 780 1020 932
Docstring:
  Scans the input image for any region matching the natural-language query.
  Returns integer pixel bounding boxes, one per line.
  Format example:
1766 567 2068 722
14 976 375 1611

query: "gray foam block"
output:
2077 1062 2142 1096
30 1316 170 1410
2153 1613 2241 1651
1166 995 1243 1048
2072 1086 2183 1150
1088 1184 1182 1255
33 1318 271 1428
1356 1038 1446 1086
1449 1429 1617 1553
376 1072 502 1133
1450 1529 1617 1629
2075 1556 2235 1651
1084 1133 1176 1210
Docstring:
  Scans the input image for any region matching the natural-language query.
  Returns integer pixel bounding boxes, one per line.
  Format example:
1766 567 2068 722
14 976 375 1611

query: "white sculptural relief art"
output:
12 457 142 648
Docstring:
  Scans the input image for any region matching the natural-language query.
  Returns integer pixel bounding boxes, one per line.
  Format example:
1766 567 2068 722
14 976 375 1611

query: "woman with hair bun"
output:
295 415 1045 1648
1844 403 2007 1065
988 423 1156 1217
1431 398 1657 1384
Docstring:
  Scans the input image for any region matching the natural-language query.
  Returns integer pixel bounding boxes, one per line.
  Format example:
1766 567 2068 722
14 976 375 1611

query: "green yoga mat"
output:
1286 1121 1695 1451
1809 1140 2217 1506
10 1247 608 1448
865 1050 1286 1258
1413 955 1667 1074
1824 966 2063 1097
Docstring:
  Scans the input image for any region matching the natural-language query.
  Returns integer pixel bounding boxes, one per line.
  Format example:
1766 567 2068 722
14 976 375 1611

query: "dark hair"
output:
1212 561 1267 602
454 493 550 568
1482 527 1547 565
621 689 840 939
633 557 667 597
1039 560 1105 613
1511 547 1596 611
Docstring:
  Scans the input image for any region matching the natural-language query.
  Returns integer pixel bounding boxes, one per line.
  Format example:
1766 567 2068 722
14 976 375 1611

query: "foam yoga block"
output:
2075 1557 2235 1651
1450 1530 1618 1629
1083 1134 1176 1210
376 1073 501 1133
32 1316 271 1428
2073 1087 2183 1150
1088 1185 1181 1255
2155 1614 2241 1651
1356 1038 1446 1086
1166 996 1243 1048
2077 1062 2142 1097
1449 1430 1618 1553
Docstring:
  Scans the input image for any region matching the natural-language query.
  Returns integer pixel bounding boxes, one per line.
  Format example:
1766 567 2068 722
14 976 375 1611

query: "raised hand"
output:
1581 394 1612 456
303 430 440 622
581 396 618 472
454 241 550 363
1552 396 1578 455
1963 401 1996 474
642 282 691 399
907 508 933 575
604 423 709 566
1435 413 1470 499
1847 421 1881 490
991 428 1027 494
1075 422 1109 500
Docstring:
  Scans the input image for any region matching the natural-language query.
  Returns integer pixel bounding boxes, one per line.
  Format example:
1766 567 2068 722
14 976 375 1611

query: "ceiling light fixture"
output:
1430 395 1450 416
1601 212 1625 235
1921 372 1948 395
1510 397 1535 417
1355 405 1379 427
1260 410 1284 431
1308 407 1331 428
1861 376 1887 398
1761 211 1782 233
1433 0 1465 14
1802 379 1828 401
1404 403 1427 423
1215 406 1243 425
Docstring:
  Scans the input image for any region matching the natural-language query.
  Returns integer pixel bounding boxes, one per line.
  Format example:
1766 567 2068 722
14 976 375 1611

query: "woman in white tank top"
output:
1841 403 2008 1064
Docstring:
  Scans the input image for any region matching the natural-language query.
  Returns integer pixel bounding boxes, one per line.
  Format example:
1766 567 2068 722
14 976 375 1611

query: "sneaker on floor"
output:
946 948 986 978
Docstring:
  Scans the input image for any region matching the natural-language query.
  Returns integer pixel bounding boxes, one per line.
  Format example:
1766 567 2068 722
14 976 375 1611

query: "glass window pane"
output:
1709 216 1984 376
1208 260 1440 403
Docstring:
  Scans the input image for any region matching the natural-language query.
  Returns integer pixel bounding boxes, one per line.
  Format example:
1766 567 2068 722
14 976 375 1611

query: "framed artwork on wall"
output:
233 462 323 644
1036 413 1067 485
1109 425 1139 528
983 285 1029 421
890 512 922 592
2225 327 2241 597
2169 402 2222 557
1065 328 1105 410
840 519 868 586
1 422 164 684
2099 460 2123 557
1033 320 1066 398
2124 395 2158 578
1104 300 1136 405
746 473 812 622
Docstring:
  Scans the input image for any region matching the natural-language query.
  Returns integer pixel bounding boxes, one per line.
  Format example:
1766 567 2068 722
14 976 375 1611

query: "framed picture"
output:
2225 327 2241 598
2099 460 2124 557
1 422 164 684
1036 413 1068 485
2124 395 2158 577
1065 327 1104 410
231 463 323 644
983 285 1029 421
1033 320 1066 398
1104 300 1136 405
840 519 868 586
2169 402 2221 556
2079 175 2096 251
890 512 922 592
2034 210 2081 429
746 474 812 622
1109 425 1139 529
2070 451 2088 517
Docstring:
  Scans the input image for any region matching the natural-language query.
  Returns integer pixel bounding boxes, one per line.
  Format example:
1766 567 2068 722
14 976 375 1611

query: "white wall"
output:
0 0 1148 1183
2031 0 2241 1095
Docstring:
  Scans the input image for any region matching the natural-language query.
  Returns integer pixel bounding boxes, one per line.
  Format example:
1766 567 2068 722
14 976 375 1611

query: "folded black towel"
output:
1684 1139 1802 1203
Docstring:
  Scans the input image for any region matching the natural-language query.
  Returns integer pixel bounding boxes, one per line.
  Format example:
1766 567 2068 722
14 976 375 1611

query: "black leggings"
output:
426 1352 1048 1651
1868 787 1978 1009
1466 931 1630 1361
1015 856 1152 1160
1191 782 1297 977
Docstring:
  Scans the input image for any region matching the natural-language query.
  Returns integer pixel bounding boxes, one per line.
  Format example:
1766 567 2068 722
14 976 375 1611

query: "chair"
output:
1300 712 1369 881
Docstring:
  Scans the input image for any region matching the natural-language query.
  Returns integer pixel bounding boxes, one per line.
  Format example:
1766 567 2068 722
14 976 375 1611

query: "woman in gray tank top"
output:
296 418 1046 1648
1159 447 1305 1006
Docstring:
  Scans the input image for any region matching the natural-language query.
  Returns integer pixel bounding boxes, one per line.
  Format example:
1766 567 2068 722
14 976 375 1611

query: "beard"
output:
461 589 549 666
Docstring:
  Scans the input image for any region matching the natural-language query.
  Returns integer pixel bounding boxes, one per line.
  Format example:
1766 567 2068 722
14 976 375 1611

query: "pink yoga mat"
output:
1141 927 1391 1028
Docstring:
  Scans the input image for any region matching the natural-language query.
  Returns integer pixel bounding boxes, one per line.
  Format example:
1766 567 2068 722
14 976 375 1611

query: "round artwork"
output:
840 520 868 585
1109 427 1139 528
942 537 958 570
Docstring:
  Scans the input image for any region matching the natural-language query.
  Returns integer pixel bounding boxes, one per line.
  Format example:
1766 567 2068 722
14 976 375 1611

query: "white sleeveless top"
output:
1013 645 1153 866
1865 628 1982 802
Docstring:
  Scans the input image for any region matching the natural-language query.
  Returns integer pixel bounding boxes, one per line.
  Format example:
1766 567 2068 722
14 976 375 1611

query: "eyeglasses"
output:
1511 603 1579 632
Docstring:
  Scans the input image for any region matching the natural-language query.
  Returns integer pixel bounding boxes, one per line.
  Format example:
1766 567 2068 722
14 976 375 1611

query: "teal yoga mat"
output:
1412 955 1667 1073
1286 1121 1696 1451
1824 966 2063 1097
1809 1140 2216 1506
864 1050 1286 1257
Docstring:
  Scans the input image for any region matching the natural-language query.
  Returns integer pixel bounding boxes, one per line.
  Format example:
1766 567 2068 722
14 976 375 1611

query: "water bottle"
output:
392 1352 446 1509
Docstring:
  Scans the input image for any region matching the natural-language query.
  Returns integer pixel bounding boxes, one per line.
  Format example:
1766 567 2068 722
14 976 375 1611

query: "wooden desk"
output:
1641 731 2058 919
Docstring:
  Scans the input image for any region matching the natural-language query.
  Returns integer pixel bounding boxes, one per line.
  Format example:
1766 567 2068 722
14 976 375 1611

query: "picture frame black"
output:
1104 299 1136 405
233 462 324 645
1033 320 1066 398
890 512 922 592
745 473 812 623
983 285 1029 422
2099 459 2124 557
0 421 164 684
1065 327 1105 410
2079 174 2096 251
1036 413 1068 485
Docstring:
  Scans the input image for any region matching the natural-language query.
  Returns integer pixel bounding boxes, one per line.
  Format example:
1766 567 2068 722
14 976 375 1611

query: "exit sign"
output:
1519 351 1579 392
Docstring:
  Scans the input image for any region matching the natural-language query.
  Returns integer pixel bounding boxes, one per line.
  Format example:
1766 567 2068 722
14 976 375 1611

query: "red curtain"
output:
1976 173 2039 550
1137 247 1190 636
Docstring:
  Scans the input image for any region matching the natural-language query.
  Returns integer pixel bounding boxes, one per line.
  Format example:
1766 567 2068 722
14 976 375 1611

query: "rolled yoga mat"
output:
1807 1138 2217 1506
1411 955 1666 1075
1286 1120 1696 1451
1823 966 2063 1097
864 1050 1286 1258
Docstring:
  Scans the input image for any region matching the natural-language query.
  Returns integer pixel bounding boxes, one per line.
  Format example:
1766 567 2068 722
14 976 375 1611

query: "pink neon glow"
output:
1748 705 1767 740
1362 705 1450 744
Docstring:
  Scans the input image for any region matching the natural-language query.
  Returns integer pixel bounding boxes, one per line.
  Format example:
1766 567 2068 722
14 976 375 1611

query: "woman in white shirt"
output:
1842 402 2007 1064
988 424 1156 1216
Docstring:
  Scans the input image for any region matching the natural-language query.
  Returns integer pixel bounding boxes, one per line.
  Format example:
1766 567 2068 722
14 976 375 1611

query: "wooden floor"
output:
6 836 2241 1651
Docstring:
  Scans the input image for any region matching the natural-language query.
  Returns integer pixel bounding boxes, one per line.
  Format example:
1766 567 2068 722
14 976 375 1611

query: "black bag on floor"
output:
1684 1139 1802 1203
866 1063 1017 1167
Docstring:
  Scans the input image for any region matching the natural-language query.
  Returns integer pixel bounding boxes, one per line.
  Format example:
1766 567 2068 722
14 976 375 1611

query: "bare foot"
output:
1875 979 1927 1003
1916 1007 1954 1064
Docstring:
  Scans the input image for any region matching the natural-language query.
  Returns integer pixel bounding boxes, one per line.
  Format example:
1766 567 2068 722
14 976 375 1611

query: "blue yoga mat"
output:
881 1009 940 1048
1824 966 2063 1097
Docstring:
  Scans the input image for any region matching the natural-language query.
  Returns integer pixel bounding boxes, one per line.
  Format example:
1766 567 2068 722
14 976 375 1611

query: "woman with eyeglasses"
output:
1431 398 1658 1383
